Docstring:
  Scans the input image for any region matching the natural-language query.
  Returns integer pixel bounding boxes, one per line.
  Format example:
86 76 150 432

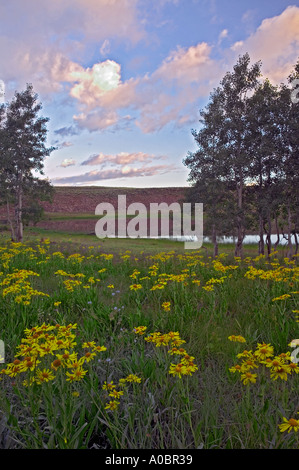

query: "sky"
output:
0 0 299 188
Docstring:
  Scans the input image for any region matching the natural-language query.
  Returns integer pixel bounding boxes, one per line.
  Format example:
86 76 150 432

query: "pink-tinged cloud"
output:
81 151 162 166
2 3 298 134
59 159 77 168
231 5 299 84
0 0 145 48
51 164 177 185
153 42 215 84
0 0 145 95
69 42 222 133
59 142 74 148
67 7 299 133
73 110 120 132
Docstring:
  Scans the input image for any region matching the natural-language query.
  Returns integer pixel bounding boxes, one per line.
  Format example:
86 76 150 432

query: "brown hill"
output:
42 186 189 213
0 186 190 235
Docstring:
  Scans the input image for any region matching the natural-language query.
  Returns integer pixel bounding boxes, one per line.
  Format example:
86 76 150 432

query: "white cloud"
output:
59 159 77 168
218 29 228 44
69 60 122 108
231 41 244 52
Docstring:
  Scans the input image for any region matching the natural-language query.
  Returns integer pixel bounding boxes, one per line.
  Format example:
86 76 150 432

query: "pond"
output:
135 234 296 245
202 234 296 245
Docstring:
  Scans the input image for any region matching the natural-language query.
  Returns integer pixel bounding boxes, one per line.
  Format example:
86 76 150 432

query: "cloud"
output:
231 41 244 52
52 139 74 149
74 110 120 132
51 163 177 185
69 42 222 133
40 6 299 133
132 43 222 132
231 5 299 84
0 0 146 95
0 1 145 48
3 2 298 135
218 29 228 44
54 126 79 137
81 151 160 166
58 159 77 168
70 60 122 108
0 47 83 95
60 141 73 148
100 39 111 57
153 42 215 84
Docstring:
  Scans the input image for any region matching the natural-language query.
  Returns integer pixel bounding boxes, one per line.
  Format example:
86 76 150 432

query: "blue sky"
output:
1 0 298 187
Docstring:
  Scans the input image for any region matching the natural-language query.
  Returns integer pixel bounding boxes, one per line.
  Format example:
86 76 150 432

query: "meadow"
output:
0 231 298 449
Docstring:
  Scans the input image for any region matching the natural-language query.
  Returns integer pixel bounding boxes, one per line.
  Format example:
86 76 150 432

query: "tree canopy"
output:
0 84 55 241
184 54 299 256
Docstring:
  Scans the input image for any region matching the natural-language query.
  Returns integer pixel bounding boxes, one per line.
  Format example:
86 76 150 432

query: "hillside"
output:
0 186 189 235
42 186 189 213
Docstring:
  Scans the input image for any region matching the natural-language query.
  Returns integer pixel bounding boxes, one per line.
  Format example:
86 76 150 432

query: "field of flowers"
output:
0 237 298 449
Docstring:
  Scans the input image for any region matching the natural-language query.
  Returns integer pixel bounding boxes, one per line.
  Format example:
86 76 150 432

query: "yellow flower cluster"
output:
212 260 239 273
100 253 114 261
272 294 291 302
67 253 85 263
141 329 198 378
130 270 140 280
228 335 246 343
0 243 41 269
245 265 299 284
103 374 142 411
55 270 100 290
1 324 106 385
150 272 189 291
229 341 299 385
1 269 49 305
55 270 85 278
145 256 235 293
52 251 65 259
133 326 147 335
129 283 142 291
206 276 227 285
161 301 171 311
63 279 83 292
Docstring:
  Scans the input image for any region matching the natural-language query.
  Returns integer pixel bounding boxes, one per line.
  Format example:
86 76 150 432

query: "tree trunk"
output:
6 199 16 241
265 212 272 257
287 204 293 258
258 212 264 255
16 175 23 242
234 183 244 257
212 223 218 258
274 214 280 249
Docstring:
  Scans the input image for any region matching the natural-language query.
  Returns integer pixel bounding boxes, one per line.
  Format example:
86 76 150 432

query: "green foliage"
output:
0 84 55 241
184 54 299 257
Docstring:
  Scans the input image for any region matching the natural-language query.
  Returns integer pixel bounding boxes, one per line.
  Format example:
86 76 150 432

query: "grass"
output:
0 230 298 449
